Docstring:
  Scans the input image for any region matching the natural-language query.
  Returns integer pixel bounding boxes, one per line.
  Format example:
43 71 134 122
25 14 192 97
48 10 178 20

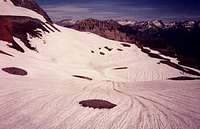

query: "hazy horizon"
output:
37 0 200 21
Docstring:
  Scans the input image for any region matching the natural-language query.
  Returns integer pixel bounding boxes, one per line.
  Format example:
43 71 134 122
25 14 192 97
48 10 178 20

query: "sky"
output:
37 0 200 21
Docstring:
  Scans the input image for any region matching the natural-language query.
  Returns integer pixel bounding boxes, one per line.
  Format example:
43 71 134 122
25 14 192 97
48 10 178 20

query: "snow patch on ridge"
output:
0 0 46 22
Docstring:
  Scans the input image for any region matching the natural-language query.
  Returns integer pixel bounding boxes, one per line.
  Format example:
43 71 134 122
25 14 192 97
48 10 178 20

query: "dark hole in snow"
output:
114 67 128 70
104 46 113 51
117 48 123 51
91 50 94 53
121 43 131 47
100 52 105 55
168 76 200 80
79 99 117 109
72 75 93 81
2 67 27 76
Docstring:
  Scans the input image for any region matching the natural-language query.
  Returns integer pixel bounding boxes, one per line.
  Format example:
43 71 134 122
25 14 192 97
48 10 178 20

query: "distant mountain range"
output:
1 1 200 129
57 18 200 69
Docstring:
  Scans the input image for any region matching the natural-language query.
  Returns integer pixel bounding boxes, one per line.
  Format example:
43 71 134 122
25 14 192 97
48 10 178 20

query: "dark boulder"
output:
79 99 117 109
2 67 28 76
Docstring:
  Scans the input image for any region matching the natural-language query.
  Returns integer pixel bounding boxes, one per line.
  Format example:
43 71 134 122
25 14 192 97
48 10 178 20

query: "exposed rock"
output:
141 48 151 53
121 43 131 47
140 48 170 60
2 67 27 76
117 48 123 51
104 46 113 51
168 76 200 80
0 50 14 57
79 99 117 109
0 16 50 52
10 0 52 23
100 52 105 55
160 60 200 76
113 67 128 70
72 75 93 81
71 18 133 43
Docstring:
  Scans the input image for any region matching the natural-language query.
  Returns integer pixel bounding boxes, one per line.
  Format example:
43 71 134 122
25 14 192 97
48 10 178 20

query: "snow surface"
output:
0 24 200 129
0 3 200 129
152 20 163 28
0 0 46 22
118 20 136 26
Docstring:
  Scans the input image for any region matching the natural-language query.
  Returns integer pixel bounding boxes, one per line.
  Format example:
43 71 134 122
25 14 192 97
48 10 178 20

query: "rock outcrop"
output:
63 18 134 43
0 16 50 52
10 0 52 23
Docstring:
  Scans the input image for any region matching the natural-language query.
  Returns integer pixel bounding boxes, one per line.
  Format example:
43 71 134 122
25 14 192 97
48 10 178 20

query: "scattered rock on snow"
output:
100 52 105 55
168 76 200 80
2 67 28 76
117 48 123 51
0 50 14 57
72 75 93 81
160 60 200 76
121 43 131 47
79 99 117 109
104 46 113 51
113 67 128 70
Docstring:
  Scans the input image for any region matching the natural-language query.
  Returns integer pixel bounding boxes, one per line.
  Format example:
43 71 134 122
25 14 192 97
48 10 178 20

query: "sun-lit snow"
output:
118 20 136 26
0 24 200 129
0 2 200 129
0 0 46 22
0 0 14 5
152 20 163 28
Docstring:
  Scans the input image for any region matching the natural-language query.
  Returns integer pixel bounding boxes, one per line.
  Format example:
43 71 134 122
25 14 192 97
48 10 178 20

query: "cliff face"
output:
10 0 52 23
69 18 135 43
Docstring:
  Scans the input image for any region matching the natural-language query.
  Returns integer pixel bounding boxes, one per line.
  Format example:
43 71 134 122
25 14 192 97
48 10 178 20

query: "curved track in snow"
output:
0 79 199 129
0 18 200 129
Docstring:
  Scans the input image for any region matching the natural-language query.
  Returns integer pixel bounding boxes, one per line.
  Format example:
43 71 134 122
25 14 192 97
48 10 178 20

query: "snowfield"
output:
0 1 200 129
0 24 200 129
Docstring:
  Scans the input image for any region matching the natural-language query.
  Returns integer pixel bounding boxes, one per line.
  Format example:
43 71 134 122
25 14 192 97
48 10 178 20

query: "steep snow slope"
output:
0 1 200 129
0 0 46 22
9 0 52 22
2 24 198 81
